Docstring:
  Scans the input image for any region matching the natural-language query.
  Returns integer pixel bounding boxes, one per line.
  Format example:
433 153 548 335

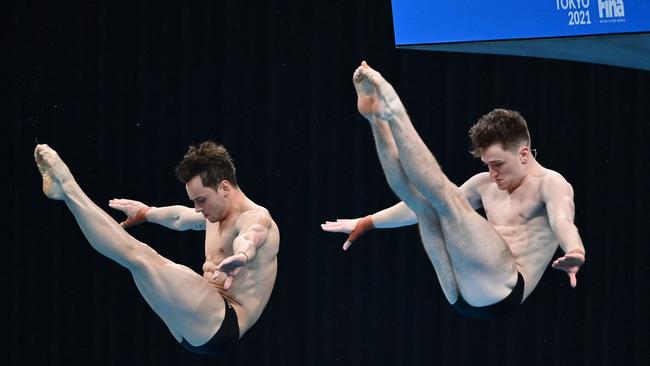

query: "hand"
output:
321 215 374 251
108 198 151 228
552 251 585 288
213 252 249 290
321 218 359 234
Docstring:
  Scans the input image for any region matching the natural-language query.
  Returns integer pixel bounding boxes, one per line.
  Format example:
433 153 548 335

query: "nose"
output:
488 166 497 178
194 204 202 213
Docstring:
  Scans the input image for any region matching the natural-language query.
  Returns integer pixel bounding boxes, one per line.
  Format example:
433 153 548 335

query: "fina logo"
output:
597 0 625 19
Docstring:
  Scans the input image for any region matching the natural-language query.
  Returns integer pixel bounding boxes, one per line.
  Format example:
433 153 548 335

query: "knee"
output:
431 187 471 217
126 240 164 272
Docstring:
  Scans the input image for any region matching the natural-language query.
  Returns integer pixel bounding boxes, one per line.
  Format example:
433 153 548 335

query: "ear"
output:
519 146 530 164
219 180 232 196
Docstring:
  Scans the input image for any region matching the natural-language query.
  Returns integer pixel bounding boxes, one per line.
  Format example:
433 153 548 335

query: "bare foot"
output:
34 144 74 200
352 61 405 122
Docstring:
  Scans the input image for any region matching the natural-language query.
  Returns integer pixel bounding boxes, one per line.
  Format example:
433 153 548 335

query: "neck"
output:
222 189 254 220
508 158 541 193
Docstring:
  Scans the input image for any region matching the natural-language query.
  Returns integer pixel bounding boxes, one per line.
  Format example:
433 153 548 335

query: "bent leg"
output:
369 121 459 303
35 145 227 345
130 252 228 346
358 68 520 306
384 111 518 305
378 105 519 304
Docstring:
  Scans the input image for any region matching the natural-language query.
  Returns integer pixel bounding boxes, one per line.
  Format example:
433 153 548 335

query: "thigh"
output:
129 241 227 346
437 194 519 306
416 212 459 304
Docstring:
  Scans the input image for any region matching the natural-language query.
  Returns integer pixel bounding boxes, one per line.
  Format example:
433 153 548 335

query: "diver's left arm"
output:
215 210 271 289
541 174 585 288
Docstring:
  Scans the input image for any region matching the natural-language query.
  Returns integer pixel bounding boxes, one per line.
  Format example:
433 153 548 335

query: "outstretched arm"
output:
214 210 272 289
109 198 205 231
541 175 586 288
321 201 417 250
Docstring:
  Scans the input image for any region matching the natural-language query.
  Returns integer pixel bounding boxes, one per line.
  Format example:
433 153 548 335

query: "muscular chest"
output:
481 182 546 226
204 221 239 263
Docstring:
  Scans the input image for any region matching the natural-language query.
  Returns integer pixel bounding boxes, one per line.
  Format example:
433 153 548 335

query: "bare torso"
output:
475 168 565 299
201 205 279 336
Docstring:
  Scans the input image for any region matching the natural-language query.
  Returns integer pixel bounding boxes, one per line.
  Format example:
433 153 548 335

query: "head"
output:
468 109 533 191
175 141 238 222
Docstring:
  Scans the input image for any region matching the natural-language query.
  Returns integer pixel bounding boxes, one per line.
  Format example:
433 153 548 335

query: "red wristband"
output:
346 215 375 244
122 206 151 228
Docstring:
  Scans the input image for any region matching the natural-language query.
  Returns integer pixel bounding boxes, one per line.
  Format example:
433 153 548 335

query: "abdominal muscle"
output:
494 217 559 299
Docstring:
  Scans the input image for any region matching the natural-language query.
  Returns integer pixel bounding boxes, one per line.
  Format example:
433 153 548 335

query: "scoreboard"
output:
391 0 650 69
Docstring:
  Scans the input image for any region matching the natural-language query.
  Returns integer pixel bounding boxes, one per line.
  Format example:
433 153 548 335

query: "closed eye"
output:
484 162 504 168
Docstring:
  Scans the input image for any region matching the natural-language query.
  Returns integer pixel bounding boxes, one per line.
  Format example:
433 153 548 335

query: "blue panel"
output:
392 0 650 45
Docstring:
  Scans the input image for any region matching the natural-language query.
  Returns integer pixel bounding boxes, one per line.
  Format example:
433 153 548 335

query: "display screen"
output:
391 0 650 45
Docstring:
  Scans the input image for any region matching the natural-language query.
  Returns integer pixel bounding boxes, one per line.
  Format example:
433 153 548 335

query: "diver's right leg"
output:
34 144 228 345
368 122 459 304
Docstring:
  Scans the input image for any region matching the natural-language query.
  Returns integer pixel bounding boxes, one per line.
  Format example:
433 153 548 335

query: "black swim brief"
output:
451 272 525 319
180 296 240 356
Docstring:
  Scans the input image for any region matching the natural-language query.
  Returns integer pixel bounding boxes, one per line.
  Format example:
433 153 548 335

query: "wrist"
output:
358 215 375 231
135 206 152 223
238 251 249 263
568 248 585 257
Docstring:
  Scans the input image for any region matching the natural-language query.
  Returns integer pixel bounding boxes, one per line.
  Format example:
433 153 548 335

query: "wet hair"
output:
175 141 238 188
468 108 531 157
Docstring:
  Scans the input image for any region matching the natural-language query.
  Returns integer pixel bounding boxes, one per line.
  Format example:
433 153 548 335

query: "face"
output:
480 143 528 192
185 175 229 223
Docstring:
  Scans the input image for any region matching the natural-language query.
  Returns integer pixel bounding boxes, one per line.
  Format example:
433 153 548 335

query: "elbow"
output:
171 215 192 231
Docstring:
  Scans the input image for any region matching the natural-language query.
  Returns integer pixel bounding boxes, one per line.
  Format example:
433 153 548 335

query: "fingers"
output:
108 198 141 208
552 261 572 271
210 271 233 289
108 201 137 228
320 223 339 232
320 219 352 233
569 273 577 288
343 240 352 251
553 256 582 269
224 275 233 290
551 258 561 268
216 254 247 273
552 258 581 288
108 199 132 212
212 265 241 290
211 271 221 281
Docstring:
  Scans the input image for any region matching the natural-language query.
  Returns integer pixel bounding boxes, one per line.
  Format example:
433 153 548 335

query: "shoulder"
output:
461 172 492 191
539 169 573 199
236 206 273 230
465 172 491 185
461 173 492 209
